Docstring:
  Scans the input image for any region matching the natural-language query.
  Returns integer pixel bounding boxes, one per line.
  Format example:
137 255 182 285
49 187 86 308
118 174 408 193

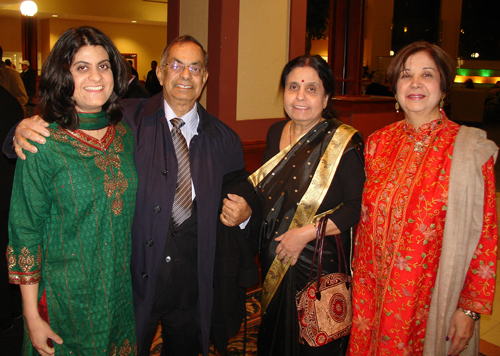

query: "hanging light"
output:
20 1 38 16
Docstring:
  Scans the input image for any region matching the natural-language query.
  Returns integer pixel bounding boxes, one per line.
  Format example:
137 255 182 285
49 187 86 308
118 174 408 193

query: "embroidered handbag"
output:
295 216 353 347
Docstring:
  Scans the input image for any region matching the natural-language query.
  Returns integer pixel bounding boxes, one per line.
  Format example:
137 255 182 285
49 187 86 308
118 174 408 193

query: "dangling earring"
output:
395 96 400 113
439 94 445 109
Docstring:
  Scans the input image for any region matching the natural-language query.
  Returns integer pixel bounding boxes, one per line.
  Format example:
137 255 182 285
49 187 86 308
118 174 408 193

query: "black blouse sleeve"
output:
321 147 365 232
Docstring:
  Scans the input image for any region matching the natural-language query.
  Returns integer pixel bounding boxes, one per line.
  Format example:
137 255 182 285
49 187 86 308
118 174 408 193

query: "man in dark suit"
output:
6 35 252 356
145 60 162 96
20 60 37 117
124 35 252 356
0 86 23 337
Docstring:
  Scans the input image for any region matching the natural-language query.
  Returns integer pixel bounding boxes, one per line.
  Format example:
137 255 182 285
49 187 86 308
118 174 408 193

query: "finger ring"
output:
224 212 228 218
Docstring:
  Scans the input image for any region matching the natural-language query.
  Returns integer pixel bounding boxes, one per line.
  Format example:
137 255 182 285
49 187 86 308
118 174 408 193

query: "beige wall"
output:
0 0 168 24
179 0 209 107
40 19 167 80
0 16 23 53
237 0 290 121
0 17 168 79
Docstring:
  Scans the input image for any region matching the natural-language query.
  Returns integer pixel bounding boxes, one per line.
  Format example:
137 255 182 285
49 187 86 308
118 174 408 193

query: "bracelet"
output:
458 307 480 321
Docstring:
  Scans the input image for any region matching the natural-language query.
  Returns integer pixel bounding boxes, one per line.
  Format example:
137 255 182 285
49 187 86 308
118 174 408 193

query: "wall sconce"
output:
20 1 38 16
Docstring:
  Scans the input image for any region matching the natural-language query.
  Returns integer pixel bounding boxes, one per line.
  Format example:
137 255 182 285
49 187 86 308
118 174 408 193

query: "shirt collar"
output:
163 99 199 134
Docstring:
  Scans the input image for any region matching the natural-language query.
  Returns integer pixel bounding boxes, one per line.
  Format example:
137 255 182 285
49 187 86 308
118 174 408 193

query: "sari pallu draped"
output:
249 119 363 356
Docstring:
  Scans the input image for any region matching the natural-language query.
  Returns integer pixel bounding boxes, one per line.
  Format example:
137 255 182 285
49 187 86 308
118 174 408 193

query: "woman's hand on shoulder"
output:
446 309 476 355
25 314 63 356
14 115 50 160
275 224 316 266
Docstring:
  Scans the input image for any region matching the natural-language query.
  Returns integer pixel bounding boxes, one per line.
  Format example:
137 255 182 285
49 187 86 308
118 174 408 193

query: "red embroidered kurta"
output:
349 116 497 355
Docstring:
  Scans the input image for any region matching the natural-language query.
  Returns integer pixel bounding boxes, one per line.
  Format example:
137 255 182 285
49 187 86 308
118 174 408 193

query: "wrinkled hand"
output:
275 226 312 266
446 309 475 355
14 115 50 160
25 315 63 356
220 194 252 227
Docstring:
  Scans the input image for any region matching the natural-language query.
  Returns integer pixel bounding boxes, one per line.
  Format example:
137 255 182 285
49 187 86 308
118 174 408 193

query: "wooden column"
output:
206 0 240 122
167 0 180 45
21 14 37 73
289 0 308 60
328 0 365 95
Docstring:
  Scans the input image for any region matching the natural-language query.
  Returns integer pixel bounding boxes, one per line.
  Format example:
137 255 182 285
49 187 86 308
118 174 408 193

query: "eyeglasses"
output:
165 61 205 76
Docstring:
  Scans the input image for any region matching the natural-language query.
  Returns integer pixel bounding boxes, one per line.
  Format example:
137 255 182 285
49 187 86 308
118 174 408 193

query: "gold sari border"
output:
248 123 309 188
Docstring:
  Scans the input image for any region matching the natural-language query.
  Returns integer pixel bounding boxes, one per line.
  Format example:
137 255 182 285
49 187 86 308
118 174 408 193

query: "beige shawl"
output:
423 126 498 355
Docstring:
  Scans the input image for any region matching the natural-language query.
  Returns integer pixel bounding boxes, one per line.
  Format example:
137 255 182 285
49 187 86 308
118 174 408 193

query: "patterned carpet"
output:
149 288 262 356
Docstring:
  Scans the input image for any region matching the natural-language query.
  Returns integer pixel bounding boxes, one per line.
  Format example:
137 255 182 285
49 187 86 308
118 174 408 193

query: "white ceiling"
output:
0 0 168 26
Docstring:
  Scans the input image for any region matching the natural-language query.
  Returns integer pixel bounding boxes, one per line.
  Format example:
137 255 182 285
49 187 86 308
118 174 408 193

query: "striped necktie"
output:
170 118 192 226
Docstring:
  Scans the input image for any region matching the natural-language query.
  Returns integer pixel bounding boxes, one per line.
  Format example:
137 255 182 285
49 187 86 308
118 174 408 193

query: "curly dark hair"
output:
37 26 128 130
387 41 456 96
280 55 336 120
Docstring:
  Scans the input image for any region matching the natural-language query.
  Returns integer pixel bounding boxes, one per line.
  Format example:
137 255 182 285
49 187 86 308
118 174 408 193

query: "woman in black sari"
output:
251 55 365 356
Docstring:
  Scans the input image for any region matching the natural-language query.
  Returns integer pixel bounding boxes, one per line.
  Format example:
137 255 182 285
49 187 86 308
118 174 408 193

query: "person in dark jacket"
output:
123 62 150 99
0 86 23 336
210 169 261 355
4 35 251 356
365 70 393 97
20 60 37 108
145 60 163 96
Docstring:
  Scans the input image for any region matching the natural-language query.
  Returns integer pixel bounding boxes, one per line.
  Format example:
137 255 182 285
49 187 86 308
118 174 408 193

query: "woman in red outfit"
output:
349 42 497 356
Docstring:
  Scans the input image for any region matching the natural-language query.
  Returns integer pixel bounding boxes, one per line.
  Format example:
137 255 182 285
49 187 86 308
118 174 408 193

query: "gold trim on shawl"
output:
248 128 303 187
257 124 358 314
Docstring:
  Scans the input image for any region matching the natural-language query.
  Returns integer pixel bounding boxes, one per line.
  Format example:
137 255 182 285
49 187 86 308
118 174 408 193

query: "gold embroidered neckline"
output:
63 125 116 151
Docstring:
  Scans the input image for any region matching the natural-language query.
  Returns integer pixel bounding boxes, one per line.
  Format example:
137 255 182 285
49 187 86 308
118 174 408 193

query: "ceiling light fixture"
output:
20 1 38 16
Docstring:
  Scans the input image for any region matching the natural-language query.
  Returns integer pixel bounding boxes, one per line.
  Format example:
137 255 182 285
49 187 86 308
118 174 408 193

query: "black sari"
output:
251 119 365 356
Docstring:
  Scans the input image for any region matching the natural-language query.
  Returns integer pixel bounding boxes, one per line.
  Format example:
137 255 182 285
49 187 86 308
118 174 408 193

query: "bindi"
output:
301 80 304 82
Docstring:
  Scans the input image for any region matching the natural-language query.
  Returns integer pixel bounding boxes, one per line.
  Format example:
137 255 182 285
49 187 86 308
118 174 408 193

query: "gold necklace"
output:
289 121 294 146
404 127 430 153
404 112 444 154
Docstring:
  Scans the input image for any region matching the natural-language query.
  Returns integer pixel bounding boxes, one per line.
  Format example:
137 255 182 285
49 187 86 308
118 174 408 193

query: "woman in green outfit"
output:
7 27 137 355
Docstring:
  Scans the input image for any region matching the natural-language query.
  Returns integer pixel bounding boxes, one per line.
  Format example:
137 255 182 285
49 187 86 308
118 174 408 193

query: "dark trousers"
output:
0 208 21 329
139 207 199 356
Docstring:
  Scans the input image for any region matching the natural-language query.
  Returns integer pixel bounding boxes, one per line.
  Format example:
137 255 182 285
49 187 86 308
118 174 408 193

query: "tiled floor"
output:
478 196 500 356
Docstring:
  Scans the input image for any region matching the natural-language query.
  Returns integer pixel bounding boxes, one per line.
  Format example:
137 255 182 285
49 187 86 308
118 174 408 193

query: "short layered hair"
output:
387 41 456 95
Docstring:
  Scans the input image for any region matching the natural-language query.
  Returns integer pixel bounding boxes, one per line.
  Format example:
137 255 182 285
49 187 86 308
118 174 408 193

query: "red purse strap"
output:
314 216 328 300
308 216 350 300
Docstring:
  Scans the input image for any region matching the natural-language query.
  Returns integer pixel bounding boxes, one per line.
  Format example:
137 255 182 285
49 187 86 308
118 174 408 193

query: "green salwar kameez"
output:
7 121 137 356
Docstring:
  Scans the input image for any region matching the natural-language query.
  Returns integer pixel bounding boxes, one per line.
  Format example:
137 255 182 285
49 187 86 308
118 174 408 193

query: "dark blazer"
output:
121 93 245 355
210 170 261 355
122 76 150 99
0 86 23 208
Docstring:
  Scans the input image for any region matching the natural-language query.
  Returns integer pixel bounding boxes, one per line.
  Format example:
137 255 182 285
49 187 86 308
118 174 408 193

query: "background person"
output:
7 26 137 356
348 41 497 356
0 46 28 110
20 60 37 117
365 70 393 97
145 60 162 96
0 85 23 339
234 55 365 356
